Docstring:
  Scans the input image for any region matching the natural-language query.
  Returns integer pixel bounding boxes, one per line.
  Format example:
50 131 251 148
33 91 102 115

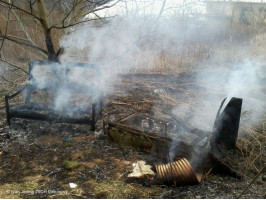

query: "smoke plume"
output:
28 2 265 165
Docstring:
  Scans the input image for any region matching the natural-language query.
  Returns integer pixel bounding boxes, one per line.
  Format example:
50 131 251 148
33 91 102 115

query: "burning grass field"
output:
0 71 265 199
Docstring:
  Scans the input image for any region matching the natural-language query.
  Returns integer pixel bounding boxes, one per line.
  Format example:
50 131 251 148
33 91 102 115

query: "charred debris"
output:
104 97 243 185
4 61 243 187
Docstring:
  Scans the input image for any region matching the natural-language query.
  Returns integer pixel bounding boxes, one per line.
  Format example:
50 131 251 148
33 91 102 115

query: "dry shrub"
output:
125 22 266 74
237 121 266 176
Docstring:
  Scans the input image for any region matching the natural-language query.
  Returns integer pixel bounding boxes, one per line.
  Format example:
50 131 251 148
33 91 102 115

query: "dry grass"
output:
237 121 266 176
0 19 265 178
0 175 43 199
84 179 163 199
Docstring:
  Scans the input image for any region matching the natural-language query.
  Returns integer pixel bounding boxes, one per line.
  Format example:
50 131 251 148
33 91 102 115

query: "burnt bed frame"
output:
5 60 104 131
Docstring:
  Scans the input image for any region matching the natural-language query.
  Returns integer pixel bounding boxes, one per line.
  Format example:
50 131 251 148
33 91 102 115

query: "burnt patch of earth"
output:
0 73 265 199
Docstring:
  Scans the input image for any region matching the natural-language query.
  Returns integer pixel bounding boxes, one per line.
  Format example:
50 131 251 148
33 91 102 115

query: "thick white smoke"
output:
29 2 265 161
170 58 265 164
56 10 234 114
176 59 266 131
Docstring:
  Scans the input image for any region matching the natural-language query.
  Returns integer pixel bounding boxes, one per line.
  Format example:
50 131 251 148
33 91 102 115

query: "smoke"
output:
54 11 234 115
194 59 265 129
27 2 265 166
54 88 71 112
57 16 152 105
170 58 265 164
30 63 61 90
28 0 244 116
54 14 196 113
30 62 103 114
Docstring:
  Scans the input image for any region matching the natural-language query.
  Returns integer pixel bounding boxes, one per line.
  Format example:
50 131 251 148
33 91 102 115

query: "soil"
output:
0 72 265 199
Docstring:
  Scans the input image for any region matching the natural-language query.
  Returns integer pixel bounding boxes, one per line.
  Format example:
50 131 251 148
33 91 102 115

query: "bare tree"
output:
0 0 119 63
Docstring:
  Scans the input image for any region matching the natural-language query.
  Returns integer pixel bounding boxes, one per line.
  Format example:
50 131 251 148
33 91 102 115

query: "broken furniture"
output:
104 113 195 161
211 97 243 150
106 97 243 185
104 97 243 157
5 60 103 131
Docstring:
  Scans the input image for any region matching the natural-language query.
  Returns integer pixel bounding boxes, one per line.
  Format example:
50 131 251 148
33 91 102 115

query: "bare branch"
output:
10 8 47 58
0 34 48 55
0 58 28 74
156 0 167 22
47 1 57 17
0 0 40 20
51 15 114 29
61 0 83 27
0 0 117 61
0 75 13 83
51 0 120 29
5 34 28 42
79 0 120 18
0 2 12 58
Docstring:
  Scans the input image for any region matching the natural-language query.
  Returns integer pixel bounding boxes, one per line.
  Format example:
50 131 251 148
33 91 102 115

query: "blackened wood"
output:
148 118 154 130
208 152 240 178
25 86 33 104
211 97 242 149
91 103 96 131
214 97 227 125
9 109 92 124
99 95 104 118
8 85 29 99
5 95 10 125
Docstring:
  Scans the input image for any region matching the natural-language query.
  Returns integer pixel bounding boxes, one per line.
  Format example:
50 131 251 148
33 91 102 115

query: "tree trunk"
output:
44 28 58 61
37 0 58 62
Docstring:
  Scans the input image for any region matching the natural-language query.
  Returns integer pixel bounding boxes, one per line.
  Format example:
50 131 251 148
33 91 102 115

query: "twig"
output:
0 75 12 83
0 58 28 74
237 165 266 199
206 168 212 177
0 34 48 55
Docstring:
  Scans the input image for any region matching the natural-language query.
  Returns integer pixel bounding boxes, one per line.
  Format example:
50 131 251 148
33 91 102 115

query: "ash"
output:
0 73 265 199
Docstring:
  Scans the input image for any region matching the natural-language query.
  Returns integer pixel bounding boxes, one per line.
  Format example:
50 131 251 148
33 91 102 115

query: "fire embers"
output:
155 158 202 186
